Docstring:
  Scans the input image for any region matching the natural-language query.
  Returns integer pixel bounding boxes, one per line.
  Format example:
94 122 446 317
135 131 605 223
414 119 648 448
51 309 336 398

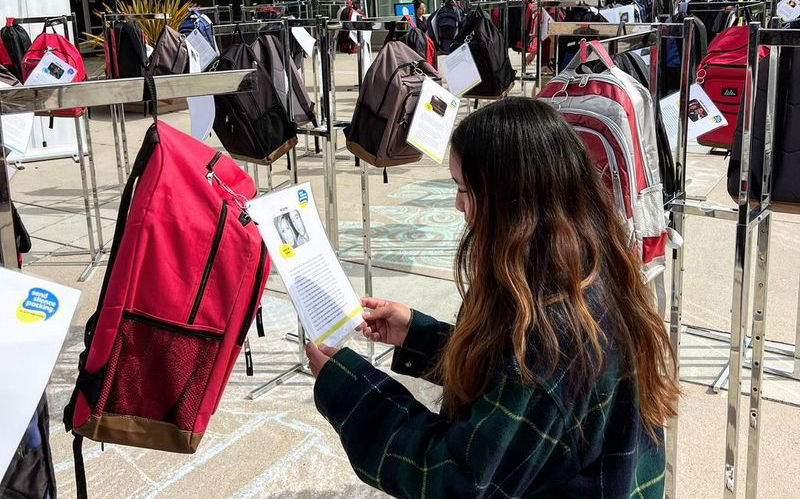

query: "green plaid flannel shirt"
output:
314 310 666 498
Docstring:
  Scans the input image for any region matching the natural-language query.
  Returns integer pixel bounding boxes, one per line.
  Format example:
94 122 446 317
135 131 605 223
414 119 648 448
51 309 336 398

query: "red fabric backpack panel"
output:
696 25 768 149
22 26 86 117
66 121 270 452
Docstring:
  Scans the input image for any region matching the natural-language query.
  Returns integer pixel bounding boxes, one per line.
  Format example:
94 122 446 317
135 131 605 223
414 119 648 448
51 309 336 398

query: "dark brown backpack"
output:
147 26 189 76
345 40 440 167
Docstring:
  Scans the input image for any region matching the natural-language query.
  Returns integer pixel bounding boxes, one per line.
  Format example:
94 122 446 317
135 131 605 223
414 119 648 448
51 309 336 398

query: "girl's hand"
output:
356 297 412 347
305 342 339 377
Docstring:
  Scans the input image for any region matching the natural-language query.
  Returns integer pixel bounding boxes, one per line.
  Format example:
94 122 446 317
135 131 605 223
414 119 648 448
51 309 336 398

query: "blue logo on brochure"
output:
298 189 308 207
17 287 59 322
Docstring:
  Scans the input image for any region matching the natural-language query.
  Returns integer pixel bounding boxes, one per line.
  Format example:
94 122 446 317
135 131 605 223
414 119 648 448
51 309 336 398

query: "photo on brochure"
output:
687 99 708 122
46 62 65 79
273 210 310 249
429 94 448 117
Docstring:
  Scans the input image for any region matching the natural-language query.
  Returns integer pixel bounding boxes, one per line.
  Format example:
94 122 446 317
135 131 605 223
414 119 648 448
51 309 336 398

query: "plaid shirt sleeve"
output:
390 310 453 383
313 347 572 498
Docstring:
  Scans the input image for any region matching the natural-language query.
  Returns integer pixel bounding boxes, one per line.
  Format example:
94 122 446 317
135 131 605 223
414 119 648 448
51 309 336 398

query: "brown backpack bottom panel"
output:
76 413 202 454
230 137 299 166
463 81 515 101
346 141 422 168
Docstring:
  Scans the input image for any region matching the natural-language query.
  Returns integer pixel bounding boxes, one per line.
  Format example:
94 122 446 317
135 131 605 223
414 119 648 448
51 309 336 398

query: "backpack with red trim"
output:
63 116 270 497
695 25 768 149
1 18 31 80
537 40 667 281
21 18 86 117
337 1 362 54
388 15 437 68
104 18 148 79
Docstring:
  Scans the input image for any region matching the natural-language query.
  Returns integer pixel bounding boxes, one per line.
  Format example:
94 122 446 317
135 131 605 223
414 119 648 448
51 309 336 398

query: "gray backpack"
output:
345 41 440 167
252 34 316 125
147 26 189 76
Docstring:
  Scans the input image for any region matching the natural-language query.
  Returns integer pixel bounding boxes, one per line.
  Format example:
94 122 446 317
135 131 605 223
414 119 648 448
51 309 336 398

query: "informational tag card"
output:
442 43 482 97
0 83 34 155
185 29 218 71
407 78 460 163
777 0 800 21
599 4 637 23
247 183 364 347
23 51 77 86
0 268 80 475
292 27 316 57
659 84 728 149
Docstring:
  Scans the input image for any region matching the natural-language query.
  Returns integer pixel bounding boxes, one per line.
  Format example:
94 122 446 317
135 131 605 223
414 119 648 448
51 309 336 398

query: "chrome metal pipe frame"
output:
102 13 170 21
0 70 258 270
317 16 340 251
212 20 284 36
547 21 688 38
337 19 409 31
664 17 695 499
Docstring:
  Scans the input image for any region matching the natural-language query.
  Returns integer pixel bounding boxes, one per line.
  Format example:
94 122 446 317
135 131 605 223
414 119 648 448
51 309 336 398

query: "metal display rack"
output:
101 13 171 189
667 20 800 499
195 4 235 24
10 14 103 281
241 1 314 21
0 70 257 270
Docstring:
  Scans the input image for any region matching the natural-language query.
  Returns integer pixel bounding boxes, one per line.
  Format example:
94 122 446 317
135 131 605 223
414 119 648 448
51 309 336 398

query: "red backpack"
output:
696 25 768 149
21 18 86 117
538 41 667 280
64 120 269 496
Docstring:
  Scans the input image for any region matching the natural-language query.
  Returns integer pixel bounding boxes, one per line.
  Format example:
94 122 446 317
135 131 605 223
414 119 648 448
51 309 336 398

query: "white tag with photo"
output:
247 183 364 347
0 83 34 155
406 78 460 163
0 267 80 475
659 83 728 150
23 51 77 86
442 43 482 97
185 28 218 71
777 0 800 21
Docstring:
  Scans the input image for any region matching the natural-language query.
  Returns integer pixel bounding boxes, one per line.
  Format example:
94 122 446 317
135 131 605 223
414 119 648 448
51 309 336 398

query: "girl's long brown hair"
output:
441 98 678 434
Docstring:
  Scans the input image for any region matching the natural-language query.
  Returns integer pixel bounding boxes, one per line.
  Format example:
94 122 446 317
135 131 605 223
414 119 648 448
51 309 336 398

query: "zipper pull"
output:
256 306 265 337
244 338 254 376
579 74 589 87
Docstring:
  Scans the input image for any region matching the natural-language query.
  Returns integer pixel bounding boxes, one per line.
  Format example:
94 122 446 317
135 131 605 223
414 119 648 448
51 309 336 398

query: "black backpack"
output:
450 8 515 98
1 19 31 80
557 8 608 71
337 5 361 54
0 397 55 499
661 14 707 95
105 19 148 78
429 1 467 54
207 28 297 163
608 51 676 201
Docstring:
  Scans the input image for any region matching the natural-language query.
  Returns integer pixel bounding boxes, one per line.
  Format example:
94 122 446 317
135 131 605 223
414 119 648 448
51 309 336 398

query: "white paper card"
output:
185 29 218 71
442 43 482 97
23 51 77 86
599 4 637 24
540 9 553 39
247 183 364 347
406 78 460 163
187 42 201 74
0 83 34 155
187 95 215 141
292 27 316 57
659 83 728 150
0 268 80 474
632 47 651 66
777 0 800 21
145 44 154 58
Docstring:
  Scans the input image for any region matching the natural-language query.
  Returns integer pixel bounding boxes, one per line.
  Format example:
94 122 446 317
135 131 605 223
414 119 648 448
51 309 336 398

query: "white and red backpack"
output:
537 40 667 281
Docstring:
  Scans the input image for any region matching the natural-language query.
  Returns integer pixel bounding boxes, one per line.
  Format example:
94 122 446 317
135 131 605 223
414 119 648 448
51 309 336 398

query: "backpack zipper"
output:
123 311 222 340
188 200 227 324
236 243 268 346
375 61 424 115
574 126 628 217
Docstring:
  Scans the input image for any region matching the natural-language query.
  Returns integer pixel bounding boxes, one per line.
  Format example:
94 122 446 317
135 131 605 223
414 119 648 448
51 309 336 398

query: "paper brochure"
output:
659 83 728 150
23 51 77 86
0 268 80 475
0 82 34 155
442 43 482 97
247 183 363 347
406 78 460 164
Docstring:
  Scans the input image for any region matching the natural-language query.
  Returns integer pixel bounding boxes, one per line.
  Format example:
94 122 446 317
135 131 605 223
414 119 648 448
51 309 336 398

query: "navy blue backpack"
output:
179 9 217 50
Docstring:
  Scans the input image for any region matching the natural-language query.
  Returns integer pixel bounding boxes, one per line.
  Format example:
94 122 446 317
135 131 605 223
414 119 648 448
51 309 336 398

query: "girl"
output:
305 98 679 498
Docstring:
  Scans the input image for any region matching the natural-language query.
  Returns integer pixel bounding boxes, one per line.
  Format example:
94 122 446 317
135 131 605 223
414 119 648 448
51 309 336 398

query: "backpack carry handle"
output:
42 17 67 33
233 23 245 43
573 38 616 69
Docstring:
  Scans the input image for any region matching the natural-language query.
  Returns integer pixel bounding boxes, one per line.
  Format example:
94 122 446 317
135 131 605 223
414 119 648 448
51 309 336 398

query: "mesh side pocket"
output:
100 317 220 431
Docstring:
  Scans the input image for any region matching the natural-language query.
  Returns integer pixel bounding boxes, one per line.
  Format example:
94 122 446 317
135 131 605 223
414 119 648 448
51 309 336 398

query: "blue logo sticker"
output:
17 287 59 323
298 189 309 207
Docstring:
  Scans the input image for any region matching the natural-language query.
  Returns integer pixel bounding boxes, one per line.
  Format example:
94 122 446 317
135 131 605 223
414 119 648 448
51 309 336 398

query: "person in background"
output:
413 0 427 32
304 97 679 498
